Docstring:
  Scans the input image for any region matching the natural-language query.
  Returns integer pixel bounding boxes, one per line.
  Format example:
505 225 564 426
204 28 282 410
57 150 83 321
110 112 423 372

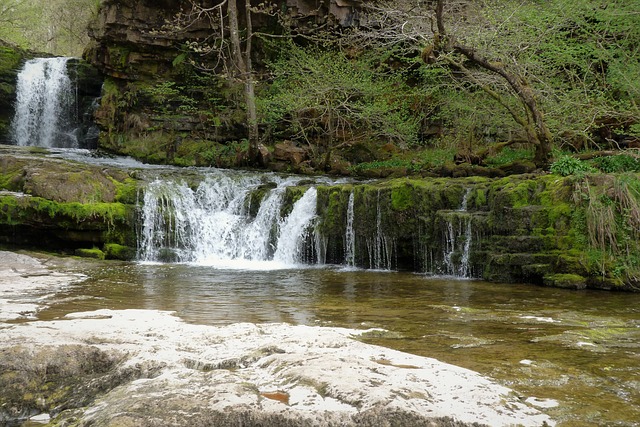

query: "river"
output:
28 259 640 427
4 57 639 426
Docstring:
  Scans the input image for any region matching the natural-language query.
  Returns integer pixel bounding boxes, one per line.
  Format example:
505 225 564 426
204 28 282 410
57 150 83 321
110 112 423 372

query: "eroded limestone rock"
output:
1 309 554 427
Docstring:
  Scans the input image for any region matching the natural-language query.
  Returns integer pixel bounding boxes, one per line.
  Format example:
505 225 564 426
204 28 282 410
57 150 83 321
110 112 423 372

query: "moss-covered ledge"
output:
0 148 140 259
313 173 640 291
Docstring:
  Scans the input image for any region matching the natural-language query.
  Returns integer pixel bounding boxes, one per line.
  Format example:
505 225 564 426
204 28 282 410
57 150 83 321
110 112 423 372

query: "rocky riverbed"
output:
0 251 554 426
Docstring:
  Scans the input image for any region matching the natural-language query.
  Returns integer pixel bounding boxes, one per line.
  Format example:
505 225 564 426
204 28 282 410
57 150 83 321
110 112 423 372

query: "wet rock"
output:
0 309 555 427
0 250 86 321
0 344 165 426
543 273 588 290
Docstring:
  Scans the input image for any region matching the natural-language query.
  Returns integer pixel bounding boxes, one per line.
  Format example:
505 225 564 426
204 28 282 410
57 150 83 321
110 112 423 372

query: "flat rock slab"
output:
3 308 554 426
0 250 85 321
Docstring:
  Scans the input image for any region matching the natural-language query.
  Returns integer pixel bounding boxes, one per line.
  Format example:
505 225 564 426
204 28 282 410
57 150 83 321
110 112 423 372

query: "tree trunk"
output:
434 0 552 168
244 0 258 163
228 0 258 164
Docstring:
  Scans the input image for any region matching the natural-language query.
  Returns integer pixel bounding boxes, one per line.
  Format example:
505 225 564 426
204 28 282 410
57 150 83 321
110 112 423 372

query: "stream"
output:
3 57 640 425
29 260 640 427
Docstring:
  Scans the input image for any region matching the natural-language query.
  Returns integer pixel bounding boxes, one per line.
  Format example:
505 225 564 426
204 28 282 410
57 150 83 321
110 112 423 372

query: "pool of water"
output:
32 261 640 426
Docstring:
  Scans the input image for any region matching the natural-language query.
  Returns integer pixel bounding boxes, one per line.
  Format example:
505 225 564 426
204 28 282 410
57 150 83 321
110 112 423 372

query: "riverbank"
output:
0 250 554 426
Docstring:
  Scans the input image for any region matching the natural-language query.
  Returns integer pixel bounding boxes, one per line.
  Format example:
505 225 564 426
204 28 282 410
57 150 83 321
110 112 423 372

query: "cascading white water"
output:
273 187 318 265
139 173 319 269
367 190 394 270
441 189 473 278
11 57 78 148
344 191 356 267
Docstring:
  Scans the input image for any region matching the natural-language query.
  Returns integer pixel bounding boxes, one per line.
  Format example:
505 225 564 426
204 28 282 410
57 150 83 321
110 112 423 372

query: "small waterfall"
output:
139 174 319 269
11 57 78 148
344 191 356 267
273 188 318 265
440 189 473 278
367 190 394 270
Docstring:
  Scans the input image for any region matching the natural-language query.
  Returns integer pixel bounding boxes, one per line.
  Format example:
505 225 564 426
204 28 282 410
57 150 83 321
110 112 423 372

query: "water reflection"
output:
36 262 640 427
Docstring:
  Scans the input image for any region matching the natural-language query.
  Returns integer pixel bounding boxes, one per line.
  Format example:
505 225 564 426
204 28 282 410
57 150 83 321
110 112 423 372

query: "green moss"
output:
390 182 414 211
0 169 24 191
74 248 105 260
107 46 130 70
543 273 587 289
0 195 130 228
316 185 352 236
103 243 136 260
113 177 139 204
280 186 308 218
474 188 487 207
0 46 23 74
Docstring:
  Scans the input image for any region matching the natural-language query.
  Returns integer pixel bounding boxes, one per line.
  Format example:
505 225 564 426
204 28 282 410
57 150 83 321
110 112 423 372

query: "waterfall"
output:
440 189 473 278
273 188 318 265
367 190 394 270
138 174 319 269
344 191 356 267
11 57 78 148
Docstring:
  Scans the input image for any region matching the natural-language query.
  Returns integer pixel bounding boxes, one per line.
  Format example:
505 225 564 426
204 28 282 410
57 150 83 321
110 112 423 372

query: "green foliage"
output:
484 148 534 167
0 0 99 55
143 81 198 115
350 159 420 174
571 175 640 283
591 155 640 173
481 0 640 145
550 155 596 176
259 42 421 151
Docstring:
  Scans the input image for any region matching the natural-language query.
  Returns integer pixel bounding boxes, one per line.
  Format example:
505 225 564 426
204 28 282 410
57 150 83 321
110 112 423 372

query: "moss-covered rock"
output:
0 148 140 252
0 41 32 143
75 247 106 259
314 173 640 290
543 273 588 290
104 243 137 260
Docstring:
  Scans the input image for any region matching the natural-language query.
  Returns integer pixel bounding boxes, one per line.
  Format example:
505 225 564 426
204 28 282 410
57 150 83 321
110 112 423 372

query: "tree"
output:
227 0 258 162
0 0 98 56
431 0 553 167
356 0 640 166
259 44 420 169
171 0 259 163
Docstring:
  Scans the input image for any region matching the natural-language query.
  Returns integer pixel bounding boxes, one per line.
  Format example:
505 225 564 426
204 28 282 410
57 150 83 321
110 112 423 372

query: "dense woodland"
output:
1 0 639 175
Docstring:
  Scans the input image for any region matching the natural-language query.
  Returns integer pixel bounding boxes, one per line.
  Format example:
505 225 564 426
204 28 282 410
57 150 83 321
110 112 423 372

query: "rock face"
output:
84 0 367 167
312 173 640 290
0 308 554 427
0 41 32 144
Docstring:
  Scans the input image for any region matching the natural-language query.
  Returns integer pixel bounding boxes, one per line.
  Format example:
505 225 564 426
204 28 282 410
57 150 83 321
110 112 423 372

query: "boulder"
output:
274 142 308 167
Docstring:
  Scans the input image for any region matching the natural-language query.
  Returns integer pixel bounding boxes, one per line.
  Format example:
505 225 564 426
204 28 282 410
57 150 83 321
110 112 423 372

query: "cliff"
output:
84 0 369 170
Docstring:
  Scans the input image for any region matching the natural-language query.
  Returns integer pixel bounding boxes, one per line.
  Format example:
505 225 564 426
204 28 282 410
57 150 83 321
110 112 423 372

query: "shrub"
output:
550 155 596 176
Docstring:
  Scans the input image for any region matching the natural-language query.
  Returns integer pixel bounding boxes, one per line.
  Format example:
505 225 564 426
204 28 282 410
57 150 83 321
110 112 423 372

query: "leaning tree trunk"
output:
434 0 552 168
